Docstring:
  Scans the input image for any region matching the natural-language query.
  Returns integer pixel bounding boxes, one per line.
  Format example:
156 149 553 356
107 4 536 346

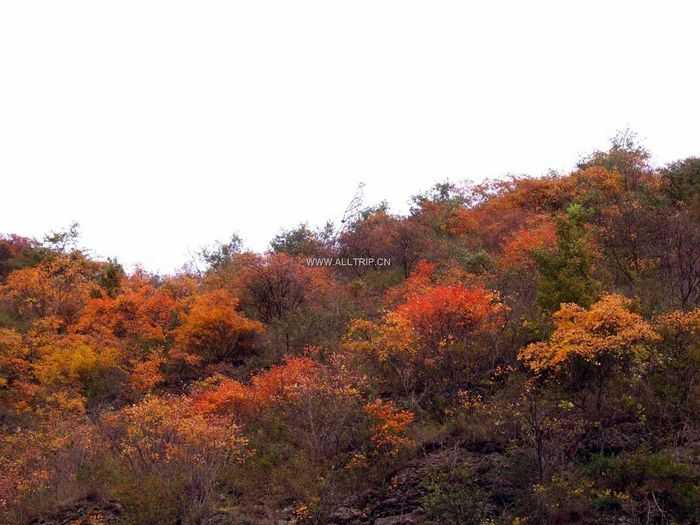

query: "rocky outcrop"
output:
327 446 498 525
29 499 122 525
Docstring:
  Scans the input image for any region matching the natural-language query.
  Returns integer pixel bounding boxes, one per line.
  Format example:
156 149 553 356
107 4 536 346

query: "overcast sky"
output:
1 1 698 273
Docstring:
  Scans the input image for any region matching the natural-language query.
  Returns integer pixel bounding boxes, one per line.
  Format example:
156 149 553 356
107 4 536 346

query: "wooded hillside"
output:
2 134 700 524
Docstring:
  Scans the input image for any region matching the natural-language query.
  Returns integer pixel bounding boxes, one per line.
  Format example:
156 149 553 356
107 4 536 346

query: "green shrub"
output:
585 451 700 522
421 467 491 525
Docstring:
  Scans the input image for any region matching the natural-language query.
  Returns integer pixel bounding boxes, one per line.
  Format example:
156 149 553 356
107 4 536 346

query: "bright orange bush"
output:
0 255 96 324
174 290 264 364
192 376 251 416
129 353 165 394
395 284 506 348
74 275 177 350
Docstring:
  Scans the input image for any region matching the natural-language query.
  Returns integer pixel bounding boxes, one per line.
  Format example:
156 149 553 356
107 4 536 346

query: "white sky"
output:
1 1 698 274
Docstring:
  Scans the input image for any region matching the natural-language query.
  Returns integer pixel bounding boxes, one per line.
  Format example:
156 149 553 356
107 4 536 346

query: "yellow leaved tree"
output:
519 294 658 412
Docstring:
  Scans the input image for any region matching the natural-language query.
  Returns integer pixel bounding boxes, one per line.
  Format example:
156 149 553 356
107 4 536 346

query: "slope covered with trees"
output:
2 134 700 524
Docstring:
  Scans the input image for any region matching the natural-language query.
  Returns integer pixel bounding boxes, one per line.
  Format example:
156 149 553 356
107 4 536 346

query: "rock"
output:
374 510 424 525
29 499 122 525
327 446 511 525
328 506 366 524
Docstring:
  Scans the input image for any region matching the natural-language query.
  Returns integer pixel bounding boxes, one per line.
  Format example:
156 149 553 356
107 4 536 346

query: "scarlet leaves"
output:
364 399 414 455
395 284 505 348
500 215 557 271
345 278 506 405
348 281 505 360
192 356 321 418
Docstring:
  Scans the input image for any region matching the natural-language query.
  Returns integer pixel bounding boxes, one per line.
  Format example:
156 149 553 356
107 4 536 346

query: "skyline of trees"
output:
2 134 700 524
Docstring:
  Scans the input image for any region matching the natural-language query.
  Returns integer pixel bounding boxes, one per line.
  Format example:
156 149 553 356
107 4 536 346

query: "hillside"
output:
2 135 700 524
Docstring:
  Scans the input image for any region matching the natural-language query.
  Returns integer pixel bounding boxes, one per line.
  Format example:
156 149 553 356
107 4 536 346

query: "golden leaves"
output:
519 294 659 373
174 290 264 364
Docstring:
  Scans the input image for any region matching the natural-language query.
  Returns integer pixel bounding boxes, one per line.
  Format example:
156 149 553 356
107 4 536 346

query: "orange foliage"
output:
0 255 96 324
519 294 658 373
101 395 247 470
0 328 32 415
174 290 263 364
192 356 322 417
464 168 623 255
346 282 505 366
445 206 480 237
395 284 506 347
192 376 250 416
345 283 507 401
0 328 28 388
411 194 471 239
344 313 417 361
129 353 165 394
572 165 624 198
384 260 437 306
500 215 557 270
655 308 700 338
0 418 98 521
251 356 321 404
74 274 177 349
364 399 414 455
98 395 247 521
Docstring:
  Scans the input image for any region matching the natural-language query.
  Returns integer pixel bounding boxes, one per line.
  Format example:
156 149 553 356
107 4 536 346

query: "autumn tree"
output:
74 273 177 350
191 355 398 512
346 282 505 407
499 215 557 272
577 129 652 191
0 254 98 326
519 294 658 413
0 417 100 524
0 328 31 420
395 284 505 349
410 182 470 238
240 253 314 323
100 395 247 524
364 399 414 456
173 289 263 368
233 253 350 356
337 206 401 275
32 335 125 413
649 309 700 440
193 355 370 463
0 235 43 283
